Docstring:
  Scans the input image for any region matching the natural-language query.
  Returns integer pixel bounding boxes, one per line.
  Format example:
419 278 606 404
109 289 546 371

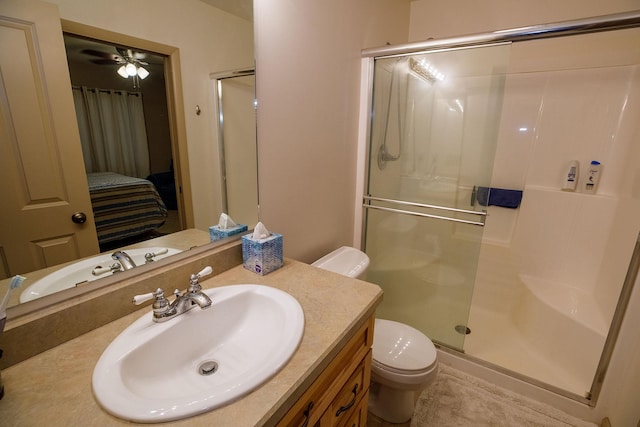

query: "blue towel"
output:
476 186 523 209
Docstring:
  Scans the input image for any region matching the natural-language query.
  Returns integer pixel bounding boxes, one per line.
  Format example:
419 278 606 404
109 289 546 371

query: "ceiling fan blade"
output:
81 49 117 60
90 59 119 65
115 46 129 57
115 46 148 61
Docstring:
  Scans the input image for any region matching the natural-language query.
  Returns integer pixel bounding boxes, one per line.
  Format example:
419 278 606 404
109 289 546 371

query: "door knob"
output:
71 212 87 224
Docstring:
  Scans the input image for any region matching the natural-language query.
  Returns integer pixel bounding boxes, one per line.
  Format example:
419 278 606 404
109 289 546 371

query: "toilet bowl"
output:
370 318 438 423
312 246 438 423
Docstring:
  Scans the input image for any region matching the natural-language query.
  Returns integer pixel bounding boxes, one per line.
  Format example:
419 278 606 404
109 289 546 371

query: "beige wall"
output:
49 0 254 231
254 0 411 263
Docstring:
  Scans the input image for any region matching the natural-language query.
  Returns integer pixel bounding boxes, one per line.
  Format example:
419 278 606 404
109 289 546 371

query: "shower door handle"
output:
363 196 486 227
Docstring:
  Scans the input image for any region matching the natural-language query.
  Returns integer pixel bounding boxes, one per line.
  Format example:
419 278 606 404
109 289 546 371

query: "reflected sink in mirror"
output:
19 247 181 303
92 284 304 423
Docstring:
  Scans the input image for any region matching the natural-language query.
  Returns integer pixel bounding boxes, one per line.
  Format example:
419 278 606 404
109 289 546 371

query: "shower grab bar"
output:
363 204 486 227
363 196 486 226
364 196 486 216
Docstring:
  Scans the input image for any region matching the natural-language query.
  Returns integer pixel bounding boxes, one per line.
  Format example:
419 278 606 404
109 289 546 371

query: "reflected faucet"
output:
132 266 213 323
112 251 136 270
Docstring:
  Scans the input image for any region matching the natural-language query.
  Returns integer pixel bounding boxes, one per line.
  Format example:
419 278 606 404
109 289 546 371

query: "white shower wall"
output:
481 29 640 323
456 26 640 397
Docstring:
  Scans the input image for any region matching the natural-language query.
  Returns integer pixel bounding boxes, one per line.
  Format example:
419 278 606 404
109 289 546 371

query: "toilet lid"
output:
372 319 437 372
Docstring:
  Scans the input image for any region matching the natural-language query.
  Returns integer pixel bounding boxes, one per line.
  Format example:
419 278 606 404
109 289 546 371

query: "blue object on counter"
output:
476 187 523 209
242 233 283 275
209 224 248 242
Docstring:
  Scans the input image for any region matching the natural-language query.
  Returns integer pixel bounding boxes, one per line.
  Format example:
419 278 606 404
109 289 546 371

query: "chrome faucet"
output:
132 266 213 323
112 251 136 270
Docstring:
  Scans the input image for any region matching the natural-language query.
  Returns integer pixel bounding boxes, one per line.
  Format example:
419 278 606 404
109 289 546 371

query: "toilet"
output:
312 246 438 423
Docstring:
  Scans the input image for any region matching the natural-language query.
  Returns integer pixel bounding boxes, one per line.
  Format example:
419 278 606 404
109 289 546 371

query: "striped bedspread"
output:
87 172 168 245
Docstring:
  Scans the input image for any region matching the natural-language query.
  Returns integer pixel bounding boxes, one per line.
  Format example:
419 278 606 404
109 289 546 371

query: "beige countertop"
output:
0 259 382 427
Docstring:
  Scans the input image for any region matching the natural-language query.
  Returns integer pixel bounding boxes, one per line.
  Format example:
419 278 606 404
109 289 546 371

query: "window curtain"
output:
72 86 150 178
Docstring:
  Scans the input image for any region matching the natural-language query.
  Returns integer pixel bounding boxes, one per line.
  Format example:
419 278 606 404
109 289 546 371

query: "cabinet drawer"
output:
339 391 369 427
322 351 371 427
276 316 374 427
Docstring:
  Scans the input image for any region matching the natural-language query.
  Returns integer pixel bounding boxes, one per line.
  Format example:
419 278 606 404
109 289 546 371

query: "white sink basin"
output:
19 247 181 303
92 284 305 423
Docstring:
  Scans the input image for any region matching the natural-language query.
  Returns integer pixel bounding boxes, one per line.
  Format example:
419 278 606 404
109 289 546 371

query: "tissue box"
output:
242 233 283 275
209 224 248 242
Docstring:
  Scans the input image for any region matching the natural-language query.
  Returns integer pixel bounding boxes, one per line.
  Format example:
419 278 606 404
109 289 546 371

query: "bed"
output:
87 172 168 246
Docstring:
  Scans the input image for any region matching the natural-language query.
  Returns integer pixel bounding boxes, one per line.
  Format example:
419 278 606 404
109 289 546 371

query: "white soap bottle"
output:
584 161 601 194
561 160 579 191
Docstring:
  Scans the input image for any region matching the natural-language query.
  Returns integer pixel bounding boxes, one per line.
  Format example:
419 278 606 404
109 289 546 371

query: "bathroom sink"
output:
19 247 181 303
92 284 305 423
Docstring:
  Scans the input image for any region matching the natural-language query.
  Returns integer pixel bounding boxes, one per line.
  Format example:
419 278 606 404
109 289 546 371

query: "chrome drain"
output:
198 360 219 376
455 325 471 335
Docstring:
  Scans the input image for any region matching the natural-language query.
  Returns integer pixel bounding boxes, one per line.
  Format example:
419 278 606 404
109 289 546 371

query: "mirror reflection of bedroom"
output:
63 34 182 252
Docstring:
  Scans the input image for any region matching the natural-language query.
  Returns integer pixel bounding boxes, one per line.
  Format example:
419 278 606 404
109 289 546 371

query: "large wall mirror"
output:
0 0 256 314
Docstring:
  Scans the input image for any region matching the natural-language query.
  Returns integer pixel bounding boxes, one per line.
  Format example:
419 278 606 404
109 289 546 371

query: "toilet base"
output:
367 381 417 424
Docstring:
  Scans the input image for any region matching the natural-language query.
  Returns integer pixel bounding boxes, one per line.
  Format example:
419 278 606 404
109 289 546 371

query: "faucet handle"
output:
132 288 165 305
144 248 169 263
197 266 213 278
189 266 213 287
133 292 155 305
92 263 123 276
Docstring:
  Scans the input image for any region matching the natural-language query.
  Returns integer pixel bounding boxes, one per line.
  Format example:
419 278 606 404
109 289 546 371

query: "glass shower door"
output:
213 71 259 227
363 44 510 350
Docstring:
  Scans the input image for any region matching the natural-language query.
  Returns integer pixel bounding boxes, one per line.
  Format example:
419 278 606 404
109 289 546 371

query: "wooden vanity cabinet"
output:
277 315 375 427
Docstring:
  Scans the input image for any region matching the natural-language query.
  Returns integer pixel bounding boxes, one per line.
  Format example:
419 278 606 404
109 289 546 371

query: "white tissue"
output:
252 221 271 239
218 213 238 230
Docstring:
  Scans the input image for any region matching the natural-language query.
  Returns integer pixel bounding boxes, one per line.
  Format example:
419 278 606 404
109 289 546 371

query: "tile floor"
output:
365 365 598 427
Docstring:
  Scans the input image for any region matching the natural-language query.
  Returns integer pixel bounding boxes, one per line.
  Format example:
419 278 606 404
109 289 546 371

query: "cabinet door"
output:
0 0 99 276
277 317 374 427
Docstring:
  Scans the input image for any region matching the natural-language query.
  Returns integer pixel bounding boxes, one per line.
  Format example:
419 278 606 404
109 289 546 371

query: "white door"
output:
0 0 99 277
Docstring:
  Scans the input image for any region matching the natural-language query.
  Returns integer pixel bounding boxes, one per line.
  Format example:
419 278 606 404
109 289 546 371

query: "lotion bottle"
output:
584 161 601 194
561 160 579 191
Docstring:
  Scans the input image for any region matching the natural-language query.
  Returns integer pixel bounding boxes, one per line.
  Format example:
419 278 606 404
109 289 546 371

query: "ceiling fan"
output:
81 46 150 87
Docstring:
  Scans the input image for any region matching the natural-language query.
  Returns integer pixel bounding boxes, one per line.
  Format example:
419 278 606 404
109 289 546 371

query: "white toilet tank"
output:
311 246 370 279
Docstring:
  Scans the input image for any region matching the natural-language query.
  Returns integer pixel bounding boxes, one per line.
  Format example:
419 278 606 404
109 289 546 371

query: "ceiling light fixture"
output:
116 55 150 89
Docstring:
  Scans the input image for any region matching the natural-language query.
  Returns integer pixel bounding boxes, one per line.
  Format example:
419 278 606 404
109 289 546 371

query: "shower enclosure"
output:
361 12 640 404
211 69 259 227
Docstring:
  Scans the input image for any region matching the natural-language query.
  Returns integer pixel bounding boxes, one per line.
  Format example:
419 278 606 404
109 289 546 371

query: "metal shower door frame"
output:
210 68 257 216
